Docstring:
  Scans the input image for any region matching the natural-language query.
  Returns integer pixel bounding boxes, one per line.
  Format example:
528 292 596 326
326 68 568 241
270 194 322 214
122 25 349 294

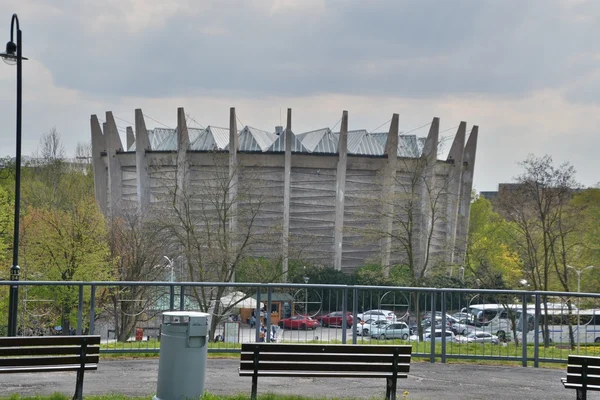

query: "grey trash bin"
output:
153 311 210 400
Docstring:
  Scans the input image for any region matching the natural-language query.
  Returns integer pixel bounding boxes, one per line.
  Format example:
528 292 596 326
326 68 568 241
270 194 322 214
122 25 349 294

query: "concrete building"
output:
90 107 478 276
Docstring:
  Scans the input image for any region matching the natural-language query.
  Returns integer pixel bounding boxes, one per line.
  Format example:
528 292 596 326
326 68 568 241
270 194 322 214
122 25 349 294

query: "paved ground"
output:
1 357 595 399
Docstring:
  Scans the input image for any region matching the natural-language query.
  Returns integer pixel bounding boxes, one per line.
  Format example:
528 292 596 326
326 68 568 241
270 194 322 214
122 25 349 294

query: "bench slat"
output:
240 343 411 355
567 365 600 375
240 361 410 373
0 336 101 347
562 382 600 391
568 355 600 367
0 355 99 368
0 364 98 374
240 352 410 364
0 346 100 357
239 370 408 379
564 374 600 387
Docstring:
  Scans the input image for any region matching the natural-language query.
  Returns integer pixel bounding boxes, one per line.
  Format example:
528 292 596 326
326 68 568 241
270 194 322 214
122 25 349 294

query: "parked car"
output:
316 312 354 328
408 329 455 343
455 331 499 344
359 319 391 336
357 309 397 323
452 318 479 335
278 315 320 330
371 322 412 340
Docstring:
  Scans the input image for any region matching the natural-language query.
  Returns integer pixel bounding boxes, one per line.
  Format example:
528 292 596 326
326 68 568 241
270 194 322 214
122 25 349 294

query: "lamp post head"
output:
519 279 529 287
0 41 16 65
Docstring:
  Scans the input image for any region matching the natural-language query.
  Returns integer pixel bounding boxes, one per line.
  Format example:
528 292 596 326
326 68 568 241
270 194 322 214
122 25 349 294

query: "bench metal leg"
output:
73 369 85 400
251 373 258 400
385 378 397 400
576 388 586 400
73 340 88 400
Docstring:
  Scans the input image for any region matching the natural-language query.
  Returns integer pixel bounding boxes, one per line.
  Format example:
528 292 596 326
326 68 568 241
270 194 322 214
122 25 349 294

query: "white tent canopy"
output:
220 291 263 309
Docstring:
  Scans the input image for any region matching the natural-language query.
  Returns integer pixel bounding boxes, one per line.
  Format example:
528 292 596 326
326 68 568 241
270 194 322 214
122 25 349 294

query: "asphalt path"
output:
0 357 595 399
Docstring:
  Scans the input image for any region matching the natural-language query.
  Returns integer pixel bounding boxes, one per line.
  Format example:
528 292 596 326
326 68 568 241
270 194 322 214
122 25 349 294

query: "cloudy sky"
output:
0 0 599 191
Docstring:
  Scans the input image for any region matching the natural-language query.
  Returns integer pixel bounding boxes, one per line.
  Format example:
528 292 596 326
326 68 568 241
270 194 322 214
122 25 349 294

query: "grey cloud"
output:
15 0 599 101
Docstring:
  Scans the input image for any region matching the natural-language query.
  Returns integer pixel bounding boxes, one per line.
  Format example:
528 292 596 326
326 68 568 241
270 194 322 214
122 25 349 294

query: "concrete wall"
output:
90 108 478 276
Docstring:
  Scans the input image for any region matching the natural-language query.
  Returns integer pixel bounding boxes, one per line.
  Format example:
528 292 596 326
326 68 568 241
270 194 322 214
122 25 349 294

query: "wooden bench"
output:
0 335 101 400
562 355 600 400
240 343 411 400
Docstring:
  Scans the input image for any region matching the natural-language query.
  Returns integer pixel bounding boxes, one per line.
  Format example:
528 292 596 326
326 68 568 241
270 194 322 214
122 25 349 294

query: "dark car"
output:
316 312 354 328
278 315 320 330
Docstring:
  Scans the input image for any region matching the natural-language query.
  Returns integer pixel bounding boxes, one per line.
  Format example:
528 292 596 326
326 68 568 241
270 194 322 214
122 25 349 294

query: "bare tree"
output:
356 140 455 281
39 127 65 162
498 155 580 347
151 151 281 339
107 209 170 342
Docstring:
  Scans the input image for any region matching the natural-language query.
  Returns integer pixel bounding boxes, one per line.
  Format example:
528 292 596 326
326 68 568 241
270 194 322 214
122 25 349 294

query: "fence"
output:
1 281 599 367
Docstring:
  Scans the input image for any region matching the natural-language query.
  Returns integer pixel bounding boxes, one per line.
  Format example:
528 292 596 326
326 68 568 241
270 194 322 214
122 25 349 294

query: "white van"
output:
462 304 522 341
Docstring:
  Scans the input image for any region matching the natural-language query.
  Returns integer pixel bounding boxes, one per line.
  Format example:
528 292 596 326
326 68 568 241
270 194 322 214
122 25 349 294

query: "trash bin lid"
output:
163 311 210 318
162 311 210 325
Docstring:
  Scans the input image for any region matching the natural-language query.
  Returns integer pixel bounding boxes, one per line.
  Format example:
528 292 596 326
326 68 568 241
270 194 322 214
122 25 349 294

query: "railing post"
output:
430 291 436 363
77 284 84 335
89 285 96 335
522 294 528 367
534 294 540 368
179 285 185 311
169 285 175 311
352 287 358 344
342 287 348 344
255 288 261 342
441 291 447 364
266 287 272 343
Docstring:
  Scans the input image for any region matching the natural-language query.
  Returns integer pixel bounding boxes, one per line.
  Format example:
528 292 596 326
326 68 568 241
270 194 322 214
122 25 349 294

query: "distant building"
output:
90 107 478 275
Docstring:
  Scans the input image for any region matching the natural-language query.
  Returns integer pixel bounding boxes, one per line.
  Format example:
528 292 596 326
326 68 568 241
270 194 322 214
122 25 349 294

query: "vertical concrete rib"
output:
282 108 292 281
333 111 349 271
176 107 190 211
135 109 151 210
105 112 123 218
454 126 478 265
229 107 239 282
419 117 439 276
90 115 108 215
445 122 466 265
380 114 399 276
126 127 135 150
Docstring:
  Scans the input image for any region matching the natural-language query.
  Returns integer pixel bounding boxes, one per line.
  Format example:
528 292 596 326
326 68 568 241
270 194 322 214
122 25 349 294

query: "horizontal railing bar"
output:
1 280 599 299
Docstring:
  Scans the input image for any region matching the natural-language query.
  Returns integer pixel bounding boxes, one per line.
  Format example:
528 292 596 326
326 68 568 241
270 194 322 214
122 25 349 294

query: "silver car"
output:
358 319 391 336
371 322 411 340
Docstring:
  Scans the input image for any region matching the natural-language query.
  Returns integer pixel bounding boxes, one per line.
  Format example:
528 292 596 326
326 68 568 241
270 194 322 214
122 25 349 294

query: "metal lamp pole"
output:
1 13 27 337
567 265 595 352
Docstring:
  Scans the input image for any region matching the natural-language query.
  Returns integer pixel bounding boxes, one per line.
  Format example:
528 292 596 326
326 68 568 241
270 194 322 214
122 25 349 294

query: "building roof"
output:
130 125 427 157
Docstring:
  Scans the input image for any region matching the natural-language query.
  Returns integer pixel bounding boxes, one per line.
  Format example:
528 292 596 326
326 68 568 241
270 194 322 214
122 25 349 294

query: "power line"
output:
186 113 205 130
114 115 134 126
236 114 245 129
369 118 392 133
402 122 431 135
143 113 172 129
440 125 459 134
331 117 342 132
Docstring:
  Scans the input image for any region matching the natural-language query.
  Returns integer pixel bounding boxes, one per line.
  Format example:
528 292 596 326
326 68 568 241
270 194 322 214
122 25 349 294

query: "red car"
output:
316 312 354 328
278 315 320 330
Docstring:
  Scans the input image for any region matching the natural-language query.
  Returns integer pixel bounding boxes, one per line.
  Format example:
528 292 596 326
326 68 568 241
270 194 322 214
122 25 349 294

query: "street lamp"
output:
567 265 595 351
163 256 176 282
1 13 28 337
